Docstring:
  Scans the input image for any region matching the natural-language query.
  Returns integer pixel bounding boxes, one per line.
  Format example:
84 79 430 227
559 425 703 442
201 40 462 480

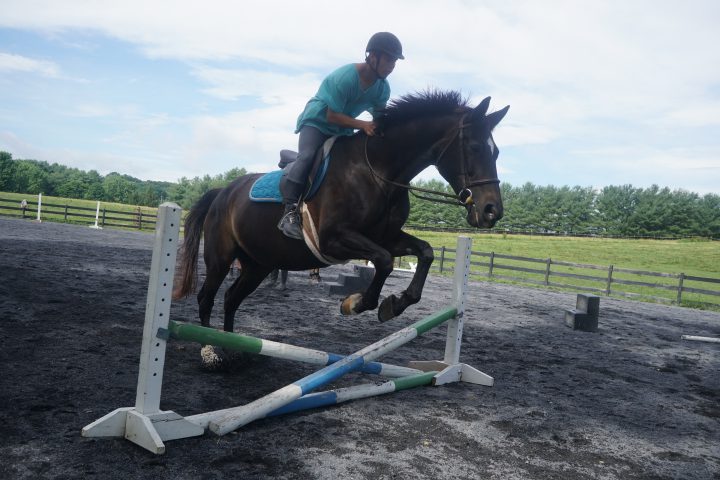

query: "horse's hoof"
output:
341 293 363 315
200 345 253 371
378 295 397 322
200 345 227 371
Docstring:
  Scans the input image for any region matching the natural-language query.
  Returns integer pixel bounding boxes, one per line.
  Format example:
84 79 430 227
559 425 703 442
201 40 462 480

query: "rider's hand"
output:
361 121 377 136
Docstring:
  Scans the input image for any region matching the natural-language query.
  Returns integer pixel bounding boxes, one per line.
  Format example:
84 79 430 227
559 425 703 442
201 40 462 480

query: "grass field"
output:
409 230 720 278
405 229 720 310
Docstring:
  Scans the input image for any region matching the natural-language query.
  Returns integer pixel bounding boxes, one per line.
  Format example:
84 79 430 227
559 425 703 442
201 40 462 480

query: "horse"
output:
174 90 509 336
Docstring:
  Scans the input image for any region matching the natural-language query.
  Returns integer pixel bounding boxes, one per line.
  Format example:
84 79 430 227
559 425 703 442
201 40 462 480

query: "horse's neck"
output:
374 118 456 184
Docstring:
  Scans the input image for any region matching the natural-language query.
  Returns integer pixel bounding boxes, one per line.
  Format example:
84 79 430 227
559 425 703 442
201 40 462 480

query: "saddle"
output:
249 137 337 203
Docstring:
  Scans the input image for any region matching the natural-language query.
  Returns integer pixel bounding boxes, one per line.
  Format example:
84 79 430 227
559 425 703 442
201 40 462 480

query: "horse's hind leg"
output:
197 246 234 327
222 261 273 332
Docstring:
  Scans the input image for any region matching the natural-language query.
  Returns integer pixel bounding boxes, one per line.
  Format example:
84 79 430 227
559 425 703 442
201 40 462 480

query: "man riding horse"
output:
278 32 404 239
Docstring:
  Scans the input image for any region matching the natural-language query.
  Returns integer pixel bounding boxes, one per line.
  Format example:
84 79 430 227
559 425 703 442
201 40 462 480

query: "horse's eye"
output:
468 143 482 154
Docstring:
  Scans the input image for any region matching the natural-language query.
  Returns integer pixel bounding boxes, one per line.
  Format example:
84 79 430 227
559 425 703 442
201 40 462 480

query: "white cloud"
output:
0 0 718 191
0 52 59 77
656 103 720 128
191 66 318 105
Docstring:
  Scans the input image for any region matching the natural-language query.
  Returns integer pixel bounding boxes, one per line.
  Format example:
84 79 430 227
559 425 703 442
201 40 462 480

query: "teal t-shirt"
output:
295 63 390 136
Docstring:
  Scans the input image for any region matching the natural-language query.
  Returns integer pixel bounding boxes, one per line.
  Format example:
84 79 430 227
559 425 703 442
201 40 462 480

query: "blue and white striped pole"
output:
187 306 458 435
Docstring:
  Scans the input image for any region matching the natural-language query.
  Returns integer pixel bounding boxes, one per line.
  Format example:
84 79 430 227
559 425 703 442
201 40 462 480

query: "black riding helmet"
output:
366 32 404 60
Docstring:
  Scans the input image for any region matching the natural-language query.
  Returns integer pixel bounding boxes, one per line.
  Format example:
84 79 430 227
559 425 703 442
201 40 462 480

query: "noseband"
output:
364 114 500 206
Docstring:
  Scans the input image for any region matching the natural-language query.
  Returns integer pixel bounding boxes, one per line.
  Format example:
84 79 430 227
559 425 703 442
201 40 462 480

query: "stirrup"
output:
278 204 303 240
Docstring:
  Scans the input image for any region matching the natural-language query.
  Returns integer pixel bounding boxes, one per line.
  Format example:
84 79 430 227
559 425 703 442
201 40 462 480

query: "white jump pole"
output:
82 203 203 454
36 193 42 222
681 335 720 344
408 236 494 387
89 201 102 229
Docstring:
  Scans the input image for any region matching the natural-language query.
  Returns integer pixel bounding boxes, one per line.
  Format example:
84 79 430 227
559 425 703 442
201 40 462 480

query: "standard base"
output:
81 407 204 454
407 360 494 387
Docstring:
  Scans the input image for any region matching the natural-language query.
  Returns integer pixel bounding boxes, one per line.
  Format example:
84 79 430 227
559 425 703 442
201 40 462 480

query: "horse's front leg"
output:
377 231 434 322
322 231 394 317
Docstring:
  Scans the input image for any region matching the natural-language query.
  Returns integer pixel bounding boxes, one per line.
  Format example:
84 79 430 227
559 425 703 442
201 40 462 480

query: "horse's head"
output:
436 97 509 228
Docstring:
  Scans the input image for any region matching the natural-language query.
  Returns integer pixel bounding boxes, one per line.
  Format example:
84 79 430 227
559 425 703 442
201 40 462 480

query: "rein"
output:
363 115 500 207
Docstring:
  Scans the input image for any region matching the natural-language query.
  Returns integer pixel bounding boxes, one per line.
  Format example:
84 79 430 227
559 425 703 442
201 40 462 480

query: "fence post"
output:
139 210 144 230
439 246 446 273
544 258 551 285
101 208 106 227
64 205 69 222
676 273 685 305
90 201 102 229
36 193 42 222
488 252 495 277
606 265 614 296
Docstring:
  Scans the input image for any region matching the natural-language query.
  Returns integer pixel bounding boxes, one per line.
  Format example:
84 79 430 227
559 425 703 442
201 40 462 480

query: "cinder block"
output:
353 264 376 283
576 294 600 316
325 268 374 296
565 309 599 332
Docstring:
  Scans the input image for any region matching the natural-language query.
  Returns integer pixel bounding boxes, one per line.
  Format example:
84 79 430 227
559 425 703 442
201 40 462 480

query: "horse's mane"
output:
379 90 470 128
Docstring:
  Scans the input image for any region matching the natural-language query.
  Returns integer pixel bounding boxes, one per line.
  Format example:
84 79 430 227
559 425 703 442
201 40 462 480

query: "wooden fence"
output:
397 246 720 309
2 195 718 309
0 195 157 231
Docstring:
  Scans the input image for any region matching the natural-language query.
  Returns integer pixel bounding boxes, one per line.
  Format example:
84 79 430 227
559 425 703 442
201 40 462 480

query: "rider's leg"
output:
278 126 329 239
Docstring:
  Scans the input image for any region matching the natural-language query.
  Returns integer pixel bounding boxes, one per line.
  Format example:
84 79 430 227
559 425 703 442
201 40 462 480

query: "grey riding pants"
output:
282 125 330 204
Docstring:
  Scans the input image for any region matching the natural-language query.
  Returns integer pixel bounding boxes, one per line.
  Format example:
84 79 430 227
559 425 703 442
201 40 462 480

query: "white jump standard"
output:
82 203 493 454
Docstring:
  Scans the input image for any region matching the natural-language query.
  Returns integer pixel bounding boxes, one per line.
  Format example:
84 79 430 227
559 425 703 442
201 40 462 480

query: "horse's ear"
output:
485 105 510 130
473 96 492 119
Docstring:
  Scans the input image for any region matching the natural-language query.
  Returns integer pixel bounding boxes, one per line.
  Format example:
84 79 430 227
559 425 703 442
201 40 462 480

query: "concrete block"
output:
565 309 598 332
352 264 375 283
576 294 600 317
325 267 373 296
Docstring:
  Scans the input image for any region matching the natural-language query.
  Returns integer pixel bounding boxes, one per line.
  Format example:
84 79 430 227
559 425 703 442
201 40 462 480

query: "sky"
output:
1 0 719 194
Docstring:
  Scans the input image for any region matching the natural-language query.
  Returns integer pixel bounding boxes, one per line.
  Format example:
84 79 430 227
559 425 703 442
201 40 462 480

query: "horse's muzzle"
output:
467 201 503 228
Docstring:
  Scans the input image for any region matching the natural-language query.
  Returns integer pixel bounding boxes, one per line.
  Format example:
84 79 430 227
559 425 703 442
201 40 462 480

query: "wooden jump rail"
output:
82 203 492 454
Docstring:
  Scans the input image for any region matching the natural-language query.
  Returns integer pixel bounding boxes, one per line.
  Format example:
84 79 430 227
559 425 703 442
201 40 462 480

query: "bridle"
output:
364 114 500 206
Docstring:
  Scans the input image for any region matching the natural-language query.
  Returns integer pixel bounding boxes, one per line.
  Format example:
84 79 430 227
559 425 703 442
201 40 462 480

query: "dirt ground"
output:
0 216 718 480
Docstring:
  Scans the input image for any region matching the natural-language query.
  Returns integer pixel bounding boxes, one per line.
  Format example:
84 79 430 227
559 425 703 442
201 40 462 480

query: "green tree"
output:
166 168 247 209
595 185 640 235
103 173 138 203
83 170 105 200
0 151 16 191
696 193 720 237
13 160 50 194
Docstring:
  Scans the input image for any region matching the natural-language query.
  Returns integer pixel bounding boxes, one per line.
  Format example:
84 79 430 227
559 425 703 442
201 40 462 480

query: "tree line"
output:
2 151 718 238
407 180 720 238
0 151 245 209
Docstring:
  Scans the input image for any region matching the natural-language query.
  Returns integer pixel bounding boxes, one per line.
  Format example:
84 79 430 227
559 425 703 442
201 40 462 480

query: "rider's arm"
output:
326 108 376 136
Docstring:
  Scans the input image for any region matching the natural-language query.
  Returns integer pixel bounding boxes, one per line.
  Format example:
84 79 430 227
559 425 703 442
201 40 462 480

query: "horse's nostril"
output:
483 204 499 222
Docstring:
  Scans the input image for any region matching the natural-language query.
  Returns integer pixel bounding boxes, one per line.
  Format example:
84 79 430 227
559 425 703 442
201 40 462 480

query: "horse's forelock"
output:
380 89 470 128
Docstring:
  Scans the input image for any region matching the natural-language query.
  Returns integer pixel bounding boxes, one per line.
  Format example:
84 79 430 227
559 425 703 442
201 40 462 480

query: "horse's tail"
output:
173 188 223 300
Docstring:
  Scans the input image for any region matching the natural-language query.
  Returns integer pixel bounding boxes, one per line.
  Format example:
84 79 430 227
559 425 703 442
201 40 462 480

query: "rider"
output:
278 32 404 239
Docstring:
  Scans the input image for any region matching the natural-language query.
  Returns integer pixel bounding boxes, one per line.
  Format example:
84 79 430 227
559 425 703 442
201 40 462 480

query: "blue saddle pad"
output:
249 154 331 203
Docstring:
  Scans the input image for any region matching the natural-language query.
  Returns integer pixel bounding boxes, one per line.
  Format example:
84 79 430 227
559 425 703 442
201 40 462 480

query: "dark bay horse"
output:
174 90 509 334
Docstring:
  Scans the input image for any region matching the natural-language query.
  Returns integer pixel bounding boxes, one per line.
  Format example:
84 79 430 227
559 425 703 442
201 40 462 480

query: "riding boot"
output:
278 202 303 240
